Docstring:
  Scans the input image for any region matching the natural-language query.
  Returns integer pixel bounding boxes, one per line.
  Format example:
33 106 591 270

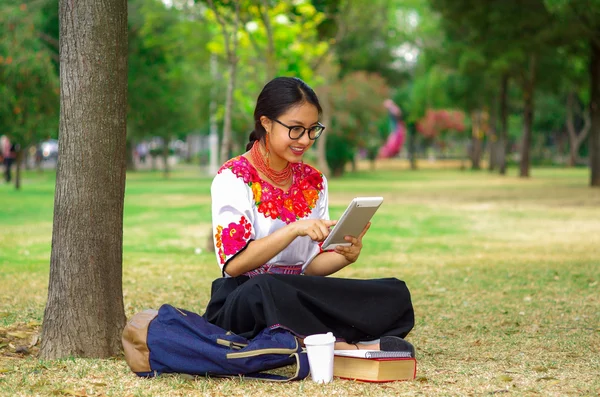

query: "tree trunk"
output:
208 55 220 174
488 97 498 171
520 55 536 178
24 145 32 170
162 138 170 178
212 0 240 164
220 60 237 162
126 139 136 171
408 123 418 170
498 74 509 175
470 110 483 170
259 0 276 81
41 0 127 359
14 149 23 190
590 36 600 186
316 89 331 177
566 91 591 167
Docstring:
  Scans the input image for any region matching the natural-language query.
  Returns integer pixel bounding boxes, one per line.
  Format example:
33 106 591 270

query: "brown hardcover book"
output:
333 352 417 382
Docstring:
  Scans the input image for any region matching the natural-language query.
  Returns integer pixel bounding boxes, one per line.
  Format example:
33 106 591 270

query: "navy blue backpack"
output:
122 304 309 381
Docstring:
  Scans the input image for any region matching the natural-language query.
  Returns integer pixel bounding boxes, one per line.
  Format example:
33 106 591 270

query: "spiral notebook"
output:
334 350 413 359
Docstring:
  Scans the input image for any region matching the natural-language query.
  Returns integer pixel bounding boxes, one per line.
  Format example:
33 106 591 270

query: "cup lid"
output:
304 332 335 345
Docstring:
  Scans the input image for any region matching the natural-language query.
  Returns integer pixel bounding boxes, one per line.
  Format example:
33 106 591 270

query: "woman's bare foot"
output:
334 341 380 350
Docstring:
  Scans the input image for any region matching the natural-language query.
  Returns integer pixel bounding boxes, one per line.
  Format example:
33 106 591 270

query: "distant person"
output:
137 142 148 164
202 77 415 352
1 135 16 183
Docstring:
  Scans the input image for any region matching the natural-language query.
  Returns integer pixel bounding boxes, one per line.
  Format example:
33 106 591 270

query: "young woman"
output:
204 77 414 351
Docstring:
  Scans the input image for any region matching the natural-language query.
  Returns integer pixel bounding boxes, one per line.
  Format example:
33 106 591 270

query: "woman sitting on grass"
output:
203 77 415 352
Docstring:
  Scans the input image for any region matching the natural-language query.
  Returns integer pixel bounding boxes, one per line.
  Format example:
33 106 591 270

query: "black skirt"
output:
202 274 414 343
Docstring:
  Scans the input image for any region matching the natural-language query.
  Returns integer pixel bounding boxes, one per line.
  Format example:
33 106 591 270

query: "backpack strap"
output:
238 351 310 382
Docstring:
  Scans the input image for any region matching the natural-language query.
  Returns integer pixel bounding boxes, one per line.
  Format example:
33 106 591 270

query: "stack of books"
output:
333 349 417 382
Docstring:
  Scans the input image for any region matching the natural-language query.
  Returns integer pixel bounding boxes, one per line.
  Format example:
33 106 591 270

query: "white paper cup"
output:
304 332 335 384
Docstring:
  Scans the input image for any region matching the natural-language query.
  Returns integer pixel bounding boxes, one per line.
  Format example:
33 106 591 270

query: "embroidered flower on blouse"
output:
251 182 262 202
218 156 324 224
214 225 226 264
214 216 252 264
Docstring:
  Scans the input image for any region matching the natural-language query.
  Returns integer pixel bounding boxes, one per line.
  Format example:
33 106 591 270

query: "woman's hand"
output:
292 219 337 242
334 222 371 263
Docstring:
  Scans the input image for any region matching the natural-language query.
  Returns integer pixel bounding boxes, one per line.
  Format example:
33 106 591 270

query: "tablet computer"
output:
321 197 383 251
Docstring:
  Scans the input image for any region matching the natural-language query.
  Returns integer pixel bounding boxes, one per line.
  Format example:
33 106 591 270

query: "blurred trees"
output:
0 1 59 189
128 0 211 176
428 0 600 186
428 0 561 177
203 0 328 164
326 72 389 175
2 0 600 185
544 0 600 185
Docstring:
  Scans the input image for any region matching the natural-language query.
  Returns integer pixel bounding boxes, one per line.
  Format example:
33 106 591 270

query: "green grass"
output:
1 161 599 396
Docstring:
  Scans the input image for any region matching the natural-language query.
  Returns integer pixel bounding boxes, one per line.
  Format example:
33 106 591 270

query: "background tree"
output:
312 0 407 175
429 0 571 178
207 0 240 165
204 0 329 159
40 0 128 359
544 0 600 186
0 1 59 189
326 71 389 176
128 0 211 175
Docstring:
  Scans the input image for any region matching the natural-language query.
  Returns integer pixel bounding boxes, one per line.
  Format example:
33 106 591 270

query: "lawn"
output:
1 160 599 396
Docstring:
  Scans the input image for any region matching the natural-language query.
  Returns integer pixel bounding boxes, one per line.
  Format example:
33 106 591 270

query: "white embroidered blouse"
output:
211 155 329 277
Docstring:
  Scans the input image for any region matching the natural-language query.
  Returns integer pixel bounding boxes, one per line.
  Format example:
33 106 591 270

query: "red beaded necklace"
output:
250 140 292 186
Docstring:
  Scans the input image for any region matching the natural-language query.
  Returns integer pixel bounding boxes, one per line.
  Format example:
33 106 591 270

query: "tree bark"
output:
408 123 418 170
221 59 237 161
258 0 276 81
566 91 591 167
316 88 331 177
498 74 509 175
470 110 483 170
41 0 127 359
520 54 536 178
209 0 240 164
15 149 23 190
162 137 170 178
126 139 136 171
488 97 498 171
590 36 600 186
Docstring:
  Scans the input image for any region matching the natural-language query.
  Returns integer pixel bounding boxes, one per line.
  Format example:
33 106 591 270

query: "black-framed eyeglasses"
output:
272 118 326 140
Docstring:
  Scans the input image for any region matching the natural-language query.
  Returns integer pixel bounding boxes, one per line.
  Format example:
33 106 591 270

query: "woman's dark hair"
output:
246 77 322 151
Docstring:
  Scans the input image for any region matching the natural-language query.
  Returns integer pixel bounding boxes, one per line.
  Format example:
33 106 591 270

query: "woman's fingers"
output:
358 222 371 239
315 228 324 241
318 221 332 238
345 236 357 244
323 219 337 228
310 226 326 241
298 219 338 241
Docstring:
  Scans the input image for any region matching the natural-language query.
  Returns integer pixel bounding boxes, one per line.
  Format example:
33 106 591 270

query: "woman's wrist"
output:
287 222 301 238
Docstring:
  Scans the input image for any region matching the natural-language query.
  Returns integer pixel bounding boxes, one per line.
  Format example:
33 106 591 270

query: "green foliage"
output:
324 132 354 176
316 0 411 86
128 0 213 143
0 1 59 147
326 71 389 175
3 0 599 177
534 93 566 133
204 0 330 151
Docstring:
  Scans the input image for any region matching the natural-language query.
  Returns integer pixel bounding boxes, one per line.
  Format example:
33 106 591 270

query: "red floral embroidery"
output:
218 156 324 224
214 216 252 264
